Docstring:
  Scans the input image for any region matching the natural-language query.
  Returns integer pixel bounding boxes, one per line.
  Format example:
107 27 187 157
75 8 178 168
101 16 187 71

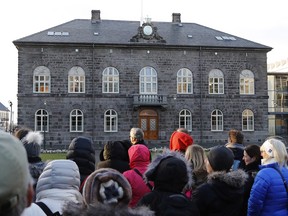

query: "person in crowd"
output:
247 138 288 216
19 130 47 196
192 145 248 216
0 131 34 216
123 144 153 207
137 149 200 216
98 139 131 162
169 128 193 154
66 136 96 192
129 127 146 146
14 126 32 140
62 168 154 216
96 140 130 173
225 129 245 170
241 144 261 216
21 159 83 216
185 144 208 190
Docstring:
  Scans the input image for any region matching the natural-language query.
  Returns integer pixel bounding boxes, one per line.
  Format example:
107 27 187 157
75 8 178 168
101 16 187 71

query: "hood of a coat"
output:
103 141 129 161
169 131 193 152
128 144 150 168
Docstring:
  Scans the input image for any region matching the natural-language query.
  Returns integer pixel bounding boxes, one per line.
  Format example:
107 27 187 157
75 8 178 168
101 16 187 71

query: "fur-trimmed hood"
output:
144 148 193 193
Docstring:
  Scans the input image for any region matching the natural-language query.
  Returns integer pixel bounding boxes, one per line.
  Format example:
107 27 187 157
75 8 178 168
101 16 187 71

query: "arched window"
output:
104 109 118 132
68 66 85 93
35 109 49 132
209 69 224 94
211 109 223 131
179 109 192 131
102 67 119 93
240 70 255 94
242 109 254 131
139 67 157 94
177 68 193 94
70 109 84 132
33 66 50 93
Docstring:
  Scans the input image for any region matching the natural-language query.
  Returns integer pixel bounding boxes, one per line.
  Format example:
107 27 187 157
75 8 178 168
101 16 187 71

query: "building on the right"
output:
0 102 9 132
267 58 288 142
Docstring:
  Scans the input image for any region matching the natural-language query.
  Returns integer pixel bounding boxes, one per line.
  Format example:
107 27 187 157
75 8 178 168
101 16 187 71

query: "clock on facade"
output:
143 25 153 36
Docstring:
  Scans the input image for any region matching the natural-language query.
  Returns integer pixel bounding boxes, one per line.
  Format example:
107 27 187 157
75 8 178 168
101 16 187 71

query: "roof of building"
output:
268 58 288 73
0 102 9 112
13 11 271 51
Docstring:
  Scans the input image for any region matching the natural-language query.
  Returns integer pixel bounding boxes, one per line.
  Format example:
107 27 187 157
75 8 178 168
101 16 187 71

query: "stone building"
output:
13 10 271 149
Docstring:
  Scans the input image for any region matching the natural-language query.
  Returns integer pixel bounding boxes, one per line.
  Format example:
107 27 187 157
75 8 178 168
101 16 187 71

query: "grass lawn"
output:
41 153 67 161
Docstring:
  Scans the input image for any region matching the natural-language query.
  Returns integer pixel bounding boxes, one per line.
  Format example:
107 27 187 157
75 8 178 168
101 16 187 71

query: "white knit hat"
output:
261 140 274 157
0 131 30 212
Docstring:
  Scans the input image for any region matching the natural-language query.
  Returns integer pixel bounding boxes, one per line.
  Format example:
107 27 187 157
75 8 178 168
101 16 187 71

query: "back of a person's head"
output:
14 127 32 141
244 144 261 164
261 138 288 167
207 145 234 172
228 129 244 144
128 144 150 166
185 144 206 171
130 128 144 141
36 159 81 200
103 141 127 161
82 168 132 207
22 131 43 158
169 131 193 153
0 131 32 216
144 149 192 193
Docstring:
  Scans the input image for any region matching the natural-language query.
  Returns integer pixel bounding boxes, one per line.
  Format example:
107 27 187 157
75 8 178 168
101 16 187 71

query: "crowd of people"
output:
0 127 288 216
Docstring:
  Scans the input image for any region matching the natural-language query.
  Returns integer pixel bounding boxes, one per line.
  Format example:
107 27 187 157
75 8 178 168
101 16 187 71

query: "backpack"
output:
158 194 199 216
36 202 62 216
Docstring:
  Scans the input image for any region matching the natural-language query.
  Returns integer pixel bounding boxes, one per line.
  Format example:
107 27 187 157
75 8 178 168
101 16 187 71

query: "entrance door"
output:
139 109 158 140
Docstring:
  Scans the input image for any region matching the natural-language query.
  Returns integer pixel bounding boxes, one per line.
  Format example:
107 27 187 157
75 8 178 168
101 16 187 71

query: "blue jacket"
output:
247 162 288 216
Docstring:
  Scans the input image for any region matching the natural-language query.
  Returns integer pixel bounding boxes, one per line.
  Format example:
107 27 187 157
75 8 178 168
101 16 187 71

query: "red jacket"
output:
123 144 152 207
169 131 193 152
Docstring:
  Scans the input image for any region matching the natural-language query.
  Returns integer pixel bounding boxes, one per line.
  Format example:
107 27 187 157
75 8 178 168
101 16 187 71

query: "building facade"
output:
13 11 271 149
0 102 9 132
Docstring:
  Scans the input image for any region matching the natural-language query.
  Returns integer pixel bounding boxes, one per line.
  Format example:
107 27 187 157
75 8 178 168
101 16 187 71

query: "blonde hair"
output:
185 144 207 171
263 138 288 168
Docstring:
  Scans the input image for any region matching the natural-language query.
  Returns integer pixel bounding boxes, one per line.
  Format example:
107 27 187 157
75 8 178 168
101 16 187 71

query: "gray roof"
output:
13 19 272 50
0 102 9 112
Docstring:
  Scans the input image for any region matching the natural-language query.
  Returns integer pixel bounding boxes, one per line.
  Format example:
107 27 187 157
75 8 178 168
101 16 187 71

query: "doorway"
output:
139 109 158 140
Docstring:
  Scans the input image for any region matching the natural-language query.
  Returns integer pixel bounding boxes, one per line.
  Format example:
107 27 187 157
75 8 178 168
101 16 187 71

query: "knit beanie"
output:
22 131 43 157
169 131 193 152
82 168 132 207
207 146 234 172
261 140 274 158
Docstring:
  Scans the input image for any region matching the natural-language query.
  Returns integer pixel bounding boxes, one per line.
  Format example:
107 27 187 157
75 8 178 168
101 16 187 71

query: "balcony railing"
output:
133 94 167 106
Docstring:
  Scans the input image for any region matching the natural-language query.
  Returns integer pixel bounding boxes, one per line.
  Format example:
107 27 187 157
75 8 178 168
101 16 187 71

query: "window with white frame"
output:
209 69 224 94
139 67 157 94
211 109 223 131
68 66 85 93
33 66 51 93
102 67 119 93
35 109 49 132
240 70 255 94
70 109 83 132
242 109 254 131
177 68 193 94
179 109 192 131
104 109 118 132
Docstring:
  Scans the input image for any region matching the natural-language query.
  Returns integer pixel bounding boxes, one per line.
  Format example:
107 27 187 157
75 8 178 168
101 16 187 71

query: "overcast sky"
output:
1 0 287 123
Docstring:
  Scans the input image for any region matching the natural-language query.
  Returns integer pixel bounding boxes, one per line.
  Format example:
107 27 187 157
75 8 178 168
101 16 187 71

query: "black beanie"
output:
207 146 234 172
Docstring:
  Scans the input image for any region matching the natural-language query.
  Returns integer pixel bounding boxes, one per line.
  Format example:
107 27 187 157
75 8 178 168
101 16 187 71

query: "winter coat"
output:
169 131 193 153
226 143 246 170
21 160 83 216
138 149 199 216
240 160 260 216
123 144 152 207
192 169 248 216
66 136 96 185
97 141 130 173
247 162 288 216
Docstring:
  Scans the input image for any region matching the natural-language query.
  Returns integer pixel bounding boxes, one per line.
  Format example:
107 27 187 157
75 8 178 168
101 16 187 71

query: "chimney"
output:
172 13 181 23
91 10 101 23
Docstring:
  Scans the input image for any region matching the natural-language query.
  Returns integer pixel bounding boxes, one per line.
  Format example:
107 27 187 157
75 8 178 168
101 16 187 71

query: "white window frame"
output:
104 109 118 132
33 66 51 93
68 66 85 93
35 109 49 132
70 109 84 132
177 68 193 94
240 70 255 95
211 109 223 131
139 67 157 94
179 109 192 131
242 109 254 131
102 67 119 93
209 69 224 94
